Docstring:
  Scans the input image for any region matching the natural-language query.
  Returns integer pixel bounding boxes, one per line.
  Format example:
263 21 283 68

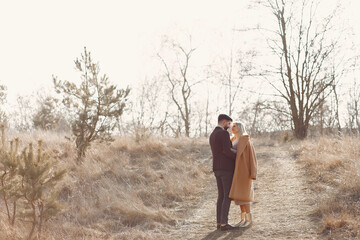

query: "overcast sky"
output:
0 0 359 106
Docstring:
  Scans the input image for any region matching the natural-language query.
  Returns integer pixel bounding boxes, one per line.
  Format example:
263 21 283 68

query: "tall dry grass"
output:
292 136 360 239
0 130 211 240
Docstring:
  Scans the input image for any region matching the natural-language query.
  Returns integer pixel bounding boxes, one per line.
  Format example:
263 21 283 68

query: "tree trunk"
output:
205 92 210 137
27 204 37 240
11 200 16 225
294 119 308 139
185 120 190 137
332 82 342 133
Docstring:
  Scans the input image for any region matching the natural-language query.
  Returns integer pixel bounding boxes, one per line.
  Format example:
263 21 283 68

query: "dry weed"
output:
293 136 360 238
0 131 210 239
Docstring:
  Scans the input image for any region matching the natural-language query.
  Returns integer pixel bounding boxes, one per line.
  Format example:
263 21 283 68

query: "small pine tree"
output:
33 96 61 130
18 141 66 240
53 47 130 159
0 125 66 239
0 137 21 225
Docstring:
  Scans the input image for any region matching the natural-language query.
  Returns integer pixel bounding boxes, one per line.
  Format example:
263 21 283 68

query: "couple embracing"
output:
209 114 257 231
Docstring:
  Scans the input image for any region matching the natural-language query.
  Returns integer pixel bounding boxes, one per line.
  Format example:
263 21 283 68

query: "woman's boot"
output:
240 213 252 227
234 212 246 227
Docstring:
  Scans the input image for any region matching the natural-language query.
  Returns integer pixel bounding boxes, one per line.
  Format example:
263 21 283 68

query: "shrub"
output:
33 96 61 130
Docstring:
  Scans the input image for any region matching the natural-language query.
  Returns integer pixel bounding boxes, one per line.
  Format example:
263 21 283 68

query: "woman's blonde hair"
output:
235 122 247 135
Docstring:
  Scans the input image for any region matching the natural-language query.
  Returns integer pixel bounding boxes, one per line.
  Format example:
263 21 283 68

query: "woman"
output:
229 122 257 227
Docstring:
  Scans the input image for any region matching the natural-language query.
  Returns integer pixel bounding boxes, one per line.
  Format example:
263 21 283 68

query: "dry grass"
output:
0 131 211 240
292 136 360 239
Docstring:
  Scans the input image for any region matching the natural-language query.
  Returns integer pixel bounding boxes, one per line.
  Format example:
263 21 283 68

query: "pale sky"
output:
0 0 359 106
0 0 246 103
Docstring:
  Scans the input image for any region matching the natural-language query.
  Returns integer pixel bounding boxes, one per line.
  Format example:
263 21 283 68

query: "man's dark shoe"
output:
220 224 239 231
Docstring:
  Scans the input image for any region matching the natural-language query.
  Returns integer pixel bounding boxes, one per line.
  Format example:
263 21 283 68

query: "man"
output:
209 114 238 231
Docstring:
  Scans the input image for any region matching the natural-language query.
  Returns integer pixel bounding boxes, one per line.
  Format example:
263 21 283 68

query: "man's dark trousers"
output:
214 170 234 224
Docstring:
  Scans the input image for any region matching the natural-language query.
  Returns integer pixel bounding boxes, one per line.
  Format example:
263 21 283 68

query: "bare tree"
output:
259 0 342 139
12 95 34 131
325 45 354 134
204 90 211 137
238 99 265 135
166 111 183 138
347 78 360 134
331 79 341 133
130 77 168 140
209 33 256 116
158 37 199 137
238 98 290 135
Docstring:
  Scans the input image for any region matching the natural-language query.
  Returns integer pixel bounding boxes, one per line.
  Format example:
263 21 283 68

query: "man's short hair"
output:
218 114 233 123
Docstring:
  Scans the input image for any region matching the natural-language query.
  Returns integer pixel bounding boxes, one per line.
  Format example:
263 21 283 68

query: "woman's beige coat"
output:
229 135 257 203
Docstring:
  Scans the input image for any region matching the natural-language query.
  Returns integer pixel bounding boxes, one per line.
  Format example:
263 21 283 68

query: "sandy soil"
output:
169 143 322 240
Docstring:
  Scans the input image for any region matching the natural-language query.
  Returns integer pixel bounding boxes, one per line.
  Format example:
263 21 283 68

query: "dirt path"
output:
169 144 321 240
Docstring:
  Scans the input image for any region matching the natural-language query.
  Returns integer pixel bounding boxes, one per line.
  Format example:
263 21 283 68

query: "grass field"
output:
1 131 359 239
0 131 211 240
293 136 360 239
